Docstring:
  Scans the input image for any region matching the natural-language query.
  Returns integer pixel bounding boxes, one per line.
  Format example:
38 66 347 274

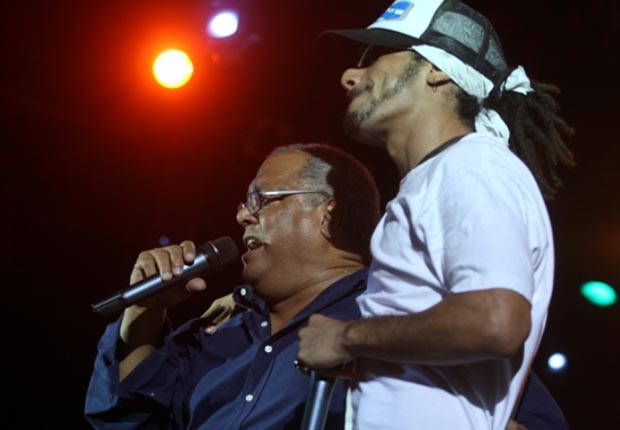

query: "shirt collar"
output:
233 267 368 324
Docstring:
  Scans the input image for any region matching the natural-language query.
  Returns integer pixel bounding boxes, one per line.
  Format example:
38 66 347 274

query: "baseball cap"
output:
321 0 509 86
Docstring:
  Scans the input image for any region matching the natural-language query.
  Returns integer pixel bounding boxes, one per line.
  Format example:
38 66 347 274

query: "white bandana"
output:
411 44 533 141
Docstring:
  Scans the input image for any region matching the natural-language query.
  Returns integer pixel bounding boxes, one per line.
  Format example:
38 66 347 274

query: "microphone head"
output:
202 236 239 268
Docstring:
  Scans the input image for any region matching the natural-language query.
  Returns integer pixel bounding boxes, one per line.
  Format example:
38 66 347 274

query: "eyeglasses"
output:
238 189 331 216
356 44 406 68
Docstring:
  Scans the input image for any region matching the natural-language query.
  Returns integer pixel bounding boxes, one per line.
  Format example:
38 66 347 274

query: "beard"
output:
343 54 422 145
343 96 378 143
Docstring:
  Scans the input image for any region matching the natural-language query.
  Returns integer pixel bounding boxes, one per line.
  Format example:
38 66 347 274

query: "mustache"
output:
347 82 373 104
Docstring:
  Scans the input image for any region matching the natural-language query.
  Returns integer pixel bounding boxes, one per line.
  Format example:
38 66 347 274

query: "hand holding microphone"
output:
296 314 359 430
91 237 239 316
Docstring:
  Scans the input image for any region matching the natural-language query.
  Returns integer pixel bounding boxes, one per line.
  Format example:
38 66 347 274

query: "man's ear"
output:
320 199 337 238
426 65 451 89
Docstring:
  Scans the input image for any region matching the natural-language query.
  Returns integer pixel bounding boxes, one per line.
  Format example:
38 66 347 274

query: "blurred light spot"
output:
548 353 567 372
152 49 194 89
207 11 239 38
159 236 171 246
580 280 617 307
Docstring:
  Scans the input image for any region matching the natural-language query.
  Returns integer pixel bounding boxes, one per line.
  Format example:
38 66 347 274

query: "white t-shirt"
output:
352 133 554 430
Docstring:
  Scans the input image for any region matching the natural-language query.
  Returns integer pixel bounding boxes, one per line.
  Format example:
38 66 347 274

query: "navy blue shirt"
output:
85 269 367 430
84 267 568 429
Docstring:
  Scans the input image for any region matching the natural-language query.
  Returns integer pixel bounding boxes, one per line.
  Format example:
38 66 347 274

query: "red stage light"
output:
152 49 194 89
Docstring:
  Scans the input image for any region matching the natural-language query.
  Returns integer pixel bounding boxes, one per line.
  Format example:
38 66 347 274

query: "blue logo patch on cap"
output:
380 1 413 20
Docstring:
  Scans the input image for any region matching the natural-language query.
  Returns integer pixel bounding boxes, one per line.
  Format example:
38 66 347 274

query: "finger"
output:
203 307 235 335
166 245 185 276
180 240 197 264
205 326 218 335
150 248 174 281
130 261 146 284
186 277 207 293
308 313 330 326
293 361 343 379
130 252 159 284
211 310 230 324
203 307 226 335
201 304 225 320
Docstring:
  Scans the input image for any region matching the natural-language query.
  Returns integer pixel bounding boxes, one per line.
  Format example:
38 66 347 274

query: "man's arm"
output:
118 240 206 380
298 287 531 369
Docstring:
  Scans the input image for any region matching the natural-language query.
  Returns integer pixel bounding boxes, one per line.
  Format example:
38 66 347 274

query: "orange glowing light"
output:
152 49 194 89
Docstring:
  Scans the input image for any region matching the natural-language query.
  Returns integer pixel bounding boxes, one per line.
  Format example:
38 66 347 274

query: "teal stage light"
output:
580 281 617 307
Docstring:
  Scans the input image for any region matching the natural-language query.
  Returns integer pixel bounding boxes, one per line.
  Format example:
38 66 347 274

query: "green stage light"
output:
580 281 617 307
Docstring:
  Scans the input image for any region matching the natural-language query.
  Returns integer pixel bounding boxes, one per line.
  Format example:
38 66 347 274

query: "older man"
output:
84 143 381 429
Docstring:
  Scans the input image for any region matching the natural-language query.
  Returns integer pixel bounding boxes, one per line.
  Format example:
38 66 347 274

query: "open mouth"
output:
243 236 263 250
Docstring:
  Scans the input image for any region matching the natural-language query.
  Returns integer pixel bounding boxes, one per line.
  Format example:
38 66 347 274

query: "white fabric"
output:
353 133 554 430
369 0 443 38
503 65 534 95
344 388 354 430
475 108 511 140
365 2 535 140
411 44 533 140
412 44 513 140
412 44 495 100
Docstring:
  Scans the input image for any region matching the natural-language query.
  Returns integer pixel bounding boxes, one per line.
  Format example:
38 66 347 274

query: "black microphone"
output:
301 370 337 430
91 236 239 316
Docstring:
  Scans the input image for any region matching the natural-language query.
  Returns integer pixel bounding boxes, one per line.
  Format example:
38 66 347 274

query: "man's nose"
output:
341 67 363 93
236 203 258 227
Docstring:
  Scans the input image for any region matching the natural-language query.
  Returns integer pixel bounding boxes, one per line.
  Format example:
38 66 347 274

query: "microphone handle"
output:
91 252 209 316
301 371 337 430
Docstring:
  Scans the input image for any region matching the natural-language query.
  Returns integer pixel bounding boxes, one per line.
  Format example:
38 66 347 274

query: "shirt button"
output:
245 394 254 402
260 321 269 328
264 345 273 353
240 288 247 296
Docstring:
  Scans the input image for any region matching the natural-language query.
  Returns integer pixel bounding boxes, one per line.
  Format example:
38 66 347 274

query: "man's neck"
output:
384 115 473 177
268 263 362 334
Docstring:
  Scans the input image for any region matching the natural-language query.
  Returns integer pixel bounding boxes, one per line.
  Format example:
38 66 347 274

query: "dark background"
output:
2 1 618 428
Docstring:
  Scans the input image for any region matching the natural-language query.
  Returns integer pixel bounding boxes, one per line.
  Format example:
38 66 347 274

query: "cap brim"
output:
318 28 420 49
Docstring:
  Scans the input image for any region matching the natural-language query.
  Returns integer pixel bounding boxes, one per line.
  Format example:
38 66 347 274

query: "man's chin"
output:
240 266 257 285
343 116 385 148
343 113 362 141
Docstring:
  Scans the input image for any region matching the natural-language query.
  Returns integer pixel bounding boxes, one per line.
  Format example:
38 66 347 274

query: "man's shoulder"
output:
317 267 367 319
441 133 512 166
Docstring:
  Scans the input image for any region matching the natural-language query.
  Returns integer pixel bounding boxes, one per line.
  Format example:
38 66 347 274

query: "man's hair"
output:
484 82 576 200
406 50 575 200
270 143 381 264
451 81 576 200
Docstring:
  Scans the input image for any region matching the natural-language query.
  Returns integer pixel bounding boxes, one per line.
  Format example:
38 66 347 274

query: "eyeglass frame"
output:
356 44 408 68
238 189 332 216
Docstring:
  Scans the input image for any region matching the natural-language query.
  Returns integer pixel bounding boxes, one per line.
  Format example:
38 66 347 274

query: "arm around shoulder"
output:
342 288 531 366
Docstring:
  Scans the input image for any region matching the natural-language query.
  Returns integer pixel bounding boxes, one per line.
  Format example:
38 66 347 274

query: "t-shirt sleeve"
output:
422 156 535 301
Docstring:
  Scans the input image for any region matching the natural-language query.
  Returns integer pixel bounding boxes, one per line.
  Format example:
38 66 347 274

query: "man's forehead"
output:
249 151 308 190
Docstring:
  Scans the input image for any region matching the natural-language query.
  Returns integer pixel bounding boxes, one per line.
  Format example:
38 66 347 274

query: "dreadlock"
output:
454 79 576 200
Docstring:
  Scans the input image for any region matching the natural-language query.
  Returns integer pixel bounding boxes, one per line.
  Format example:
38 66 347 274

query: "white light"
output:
207 11 239 38
548 353 567 371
